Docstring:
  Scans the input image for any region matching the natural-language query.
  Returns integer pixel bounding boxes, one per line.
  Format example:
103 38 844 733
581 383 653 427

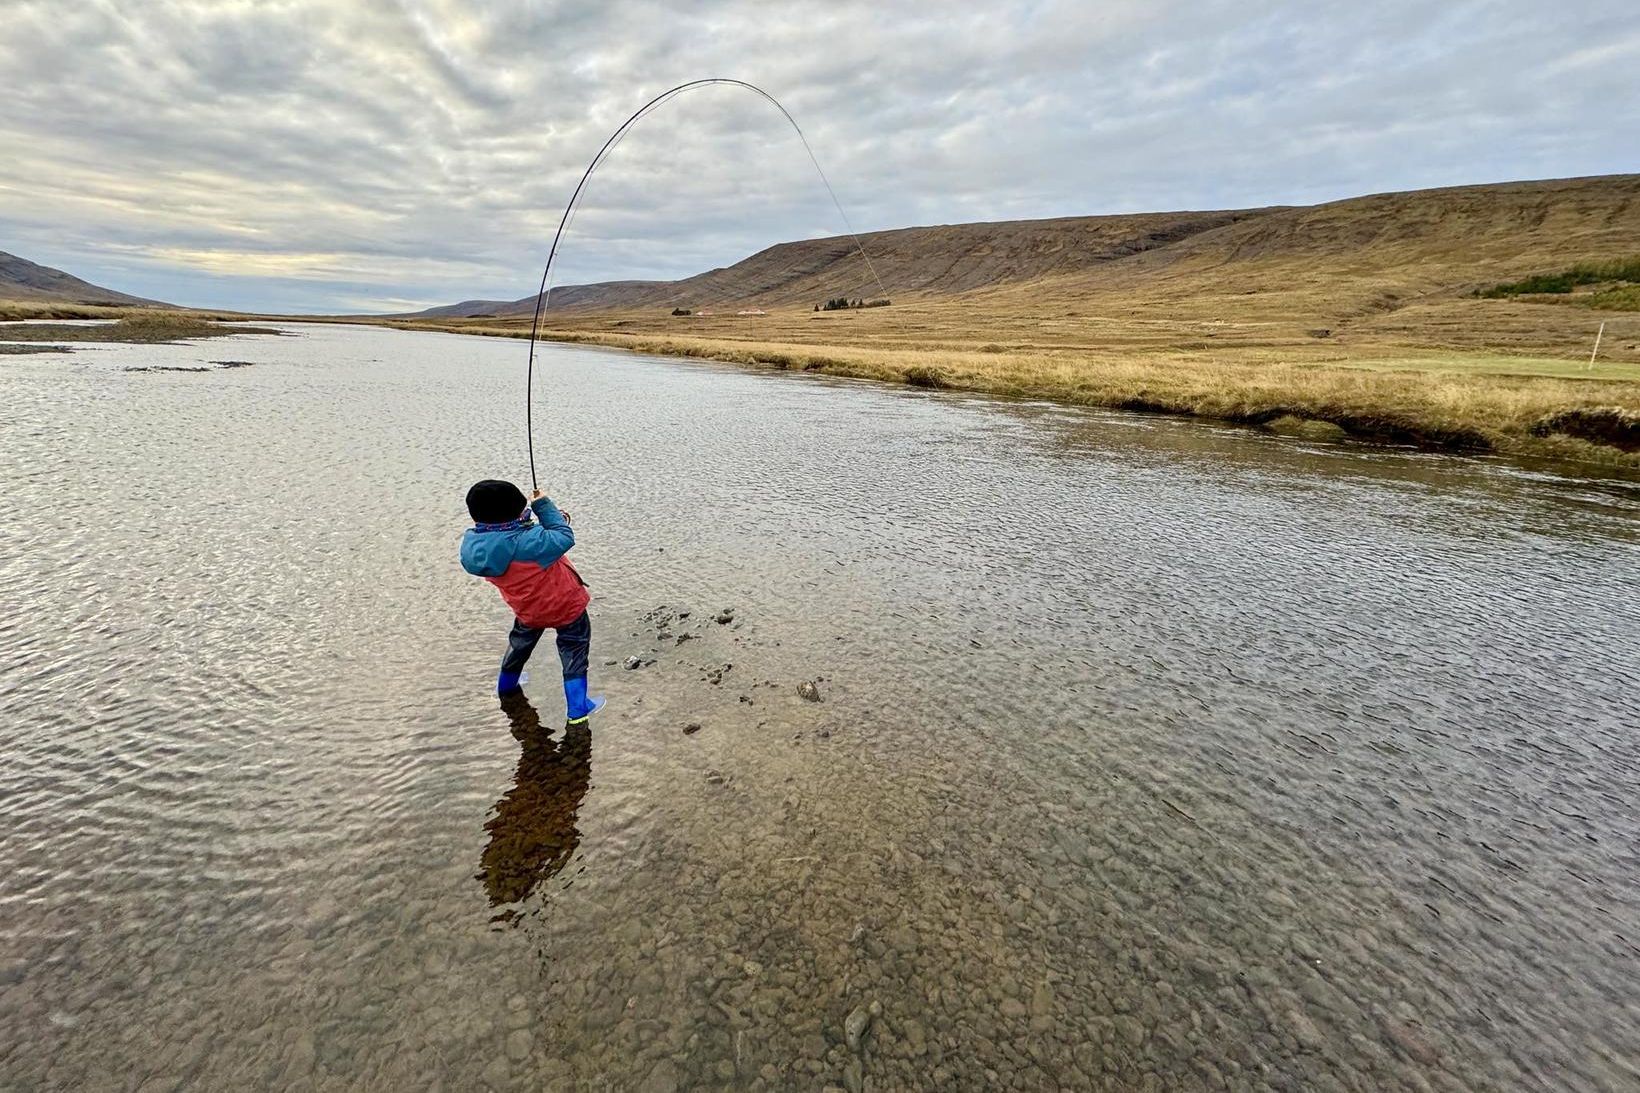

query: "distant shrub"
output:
1476 256 1640 299
671 307 692 316
1586 285 1640 311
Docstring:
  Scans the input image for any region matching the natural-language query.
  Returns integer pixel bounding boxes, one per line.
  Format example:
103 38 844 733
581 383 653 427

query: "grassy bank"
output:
10 298 1634 469
370 314 1640 470
0 309 277 342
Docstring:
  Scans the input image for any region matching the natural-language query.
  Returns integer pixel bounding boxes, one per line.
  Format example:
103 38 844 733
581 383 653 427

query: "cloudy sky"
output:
2 1 1635 313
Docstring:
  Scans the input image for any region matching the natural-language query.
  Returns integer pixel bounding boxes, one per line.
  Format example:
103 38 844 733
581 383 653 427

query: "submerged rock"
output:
715 607 736 624
1265 414 1348 442
683 722 702 735
637 1058 679 1093
798 680 822 702
844 1003 873 1053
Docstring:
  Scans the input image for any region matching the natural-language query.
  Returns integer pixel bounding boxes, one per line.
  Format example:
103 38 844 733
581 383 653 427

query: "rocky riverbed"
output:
3 323 1635 1091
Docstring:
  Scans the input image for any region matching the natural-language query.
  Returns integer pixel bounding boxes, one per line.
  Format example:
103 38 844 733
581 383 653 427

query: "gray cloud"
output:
1 0 1634 312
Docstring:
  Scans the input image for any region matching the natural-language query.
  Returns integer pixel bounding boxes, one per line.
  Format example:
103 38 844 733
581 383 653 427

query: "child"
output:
460 479 605 722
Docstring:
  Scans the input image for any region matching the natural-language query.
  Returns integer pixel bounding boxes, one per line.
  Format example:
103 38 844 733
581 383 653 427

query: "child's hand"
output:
531 489 545 501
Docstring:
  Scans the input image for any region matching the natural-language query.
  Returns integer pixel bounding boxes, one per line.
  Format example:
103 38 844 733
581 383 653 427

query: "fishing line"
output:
524 78 891 490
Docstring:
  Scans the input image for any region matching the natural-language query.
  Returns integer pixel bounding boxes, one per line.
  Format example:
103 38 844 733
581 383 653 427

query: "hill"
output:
411 209 1270 317
414 175 1639 324
0 251 170 307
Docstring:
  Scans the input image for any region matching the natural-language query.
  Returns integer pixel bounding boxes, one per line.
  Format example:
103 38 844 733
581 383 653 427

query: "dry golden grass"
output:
0 304 274 341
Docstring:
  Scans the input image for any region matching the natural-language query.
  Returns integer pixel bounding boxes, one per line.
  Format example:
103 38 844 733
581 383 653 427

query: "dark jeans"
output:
500 611 591 681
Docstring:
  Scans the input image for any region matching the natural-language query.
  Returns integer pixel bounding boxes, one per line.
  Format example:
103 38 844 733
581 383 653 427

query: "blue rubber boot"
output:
497 670 528 696
564 675 606 724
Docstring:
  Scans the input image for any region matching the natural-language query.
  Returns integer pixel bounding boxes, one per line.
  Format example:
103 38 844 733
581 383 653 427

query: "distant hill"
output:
412 175 1640 319
414 280 671 319
410 209 1269 317
0 251 170 307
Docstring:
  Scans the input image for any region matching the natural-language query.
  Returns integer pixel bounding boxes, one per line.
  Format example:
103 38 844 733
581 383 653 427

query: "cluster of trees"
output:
815 297 891 311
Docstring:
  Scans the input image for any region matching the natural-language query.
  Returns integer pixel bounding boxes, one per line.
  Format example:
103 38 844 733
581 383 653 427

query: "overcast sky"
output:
2 0 1635 313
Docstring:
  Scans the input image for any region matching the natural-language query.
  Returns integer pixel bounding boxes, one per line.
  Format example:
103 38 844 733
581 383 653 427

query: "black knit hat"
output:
466 479 528 524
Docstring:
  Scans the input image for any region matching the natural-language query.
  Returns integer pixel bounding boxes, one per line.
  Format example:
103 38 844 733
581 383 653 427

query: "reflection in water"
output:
476 693 593 913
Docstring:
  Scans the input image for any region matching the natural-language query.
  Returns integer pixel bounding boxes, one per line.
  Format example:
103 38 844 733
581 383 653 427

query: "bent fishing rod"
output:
523 78 891 490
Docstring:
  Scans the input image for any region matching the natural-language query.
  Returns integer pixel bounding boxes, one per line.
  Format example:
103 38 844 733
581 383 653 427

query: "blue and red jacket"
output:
460 496 590 629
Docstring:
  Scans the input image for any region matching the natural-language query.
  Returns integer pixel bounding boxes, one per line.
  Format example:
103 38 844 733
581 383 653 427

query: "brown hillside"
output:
424 209 1268 317
1020 173 1640 322
0 251 169 307
419 176 1639 346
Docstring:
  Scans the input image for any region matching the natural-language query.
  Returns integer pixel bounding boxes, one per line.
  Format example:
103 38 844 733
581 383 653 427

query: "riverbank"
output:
0 312 277 343
374 314 1640 470
9 300 1635 468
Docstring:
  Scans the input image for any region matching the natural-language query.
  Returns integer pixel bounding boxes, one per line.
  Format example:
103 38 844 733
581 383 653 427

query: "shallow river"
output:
2 323 1637 1092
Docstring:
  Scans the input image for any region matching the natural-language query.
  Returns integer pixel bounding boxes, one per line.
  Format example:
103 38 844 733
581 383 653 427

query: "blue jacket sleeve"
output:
515 497 575 566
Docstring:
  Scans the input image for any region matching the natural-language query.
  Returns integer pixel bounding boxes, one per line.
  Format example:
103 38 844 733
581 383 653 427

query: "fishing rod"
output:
524 78 891 490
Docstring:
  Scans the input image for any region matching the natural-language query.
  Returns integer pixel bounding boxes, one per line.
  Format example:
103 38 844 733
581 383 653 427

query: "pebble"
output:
683 723 702 735
798 680 822 702
638 1058 679 1093
903 1018 928 1055
1383 1018 1440 1064
844 1003 873 1052
1288 1008 1325 1051
623 656 642 670
481 1056 510 1087
1108 1010 1148 1043
715 607 736 624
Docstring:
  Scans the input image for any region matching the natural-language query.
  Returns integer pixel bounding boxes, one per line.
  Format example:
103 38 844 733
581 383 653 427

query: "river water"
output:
2 323 1637 1092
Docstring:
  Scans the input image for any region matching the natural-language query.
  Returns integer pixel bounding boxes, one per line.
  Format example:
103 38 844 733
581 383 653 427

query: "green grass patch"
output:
1475 257 1640 302
1584 285 1640 311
